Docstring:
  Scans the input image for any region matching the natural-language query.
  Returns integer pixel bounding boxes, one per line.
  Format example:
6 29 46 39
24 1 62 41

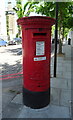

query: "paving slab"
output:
2 93 16 110
11 93 23 105
0 88 2 114
0 113 2 120
57 67 63 73
0 95 2 114
63 71 71 79
2 78 22 88
2 103 23 118
71 89 73 102
2 88 16 97
50 88 61 105
71 105 73 119
18 104 70 118
60 89 71 107
57 56 64 60
2 85 22 96
64 63 71 71
67 79 71 90
56 75 64 79
63 45 71 58
11 88 71 118
56 73 63 78
51 78 68 89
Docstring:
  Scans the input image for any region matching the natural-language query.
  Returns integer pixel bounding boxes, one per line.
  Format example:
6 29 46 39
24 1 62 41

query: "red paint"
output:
17 16 55 92
0 75 23 80
0 71 23 78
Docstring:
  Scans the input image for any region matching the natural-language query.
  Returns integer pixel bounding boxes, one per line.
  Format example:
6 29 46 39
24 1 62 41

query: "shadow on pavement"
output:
1 61 22 75
2 60 23 113
6 48 22 54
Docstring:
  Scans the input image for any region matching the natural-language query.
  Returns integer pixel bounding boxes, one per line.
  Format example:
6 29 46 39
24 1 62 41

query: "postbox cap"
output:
17 16 55 29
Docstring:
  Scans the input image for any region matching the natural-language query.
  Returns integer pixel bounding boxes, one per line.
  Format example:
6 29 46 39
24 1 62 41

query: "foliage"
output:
13 1 73 53
13 0 39 18
13 0 39 37
13 0 23 18
35 2 55 17
13 1 73 34
33 2 73 53
35 2 73 28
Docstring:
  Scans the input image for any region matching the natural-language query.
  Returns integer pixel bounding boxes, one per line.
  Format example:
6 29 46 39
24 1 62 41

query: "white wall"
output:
0 0 7 40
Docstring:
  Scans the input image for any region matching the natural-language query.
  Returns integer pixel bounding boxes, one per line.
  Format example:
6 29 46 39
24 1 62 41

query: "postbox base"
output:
23 87 50 109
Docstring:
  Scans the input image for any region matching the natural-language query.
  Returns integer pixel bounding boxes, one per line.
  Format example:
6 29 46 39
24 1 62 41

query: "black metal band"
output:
23 87 50 109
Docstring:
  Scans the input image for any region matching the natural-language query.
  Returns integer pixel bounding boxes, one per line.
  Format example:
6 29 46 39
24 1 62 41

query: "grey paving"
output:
60 89 71 107
71 105 73 118
63 45 71 58
67 79 71 90
2 93 15 110
0 113 2 120
2 103 23 118
18 104 70 118
63 71 71 79
51 78 68 89
0 44 72 118
0 95 2 114
2 77 22 88
11 93 23 105
50 88 61 105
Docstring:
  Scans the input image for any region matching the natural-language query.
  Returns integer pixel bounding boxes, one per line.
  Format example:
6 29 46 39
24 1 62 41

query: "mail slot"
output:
17 16 55 108
33 33 47 36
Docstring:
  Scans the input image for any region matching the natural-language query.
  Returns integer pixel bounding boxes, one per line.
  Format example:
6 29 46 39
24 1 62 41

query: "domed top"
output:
17 16 55 29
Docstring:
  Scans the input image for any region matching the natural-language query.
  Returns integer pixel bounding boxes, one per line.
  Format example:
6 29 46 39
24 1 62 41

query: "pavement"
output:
0 44 73 119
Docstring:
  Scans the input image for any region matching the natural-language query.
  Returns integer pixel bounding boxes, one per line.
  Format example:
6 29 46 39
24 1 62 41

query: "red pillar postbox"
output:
17 16 55 109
